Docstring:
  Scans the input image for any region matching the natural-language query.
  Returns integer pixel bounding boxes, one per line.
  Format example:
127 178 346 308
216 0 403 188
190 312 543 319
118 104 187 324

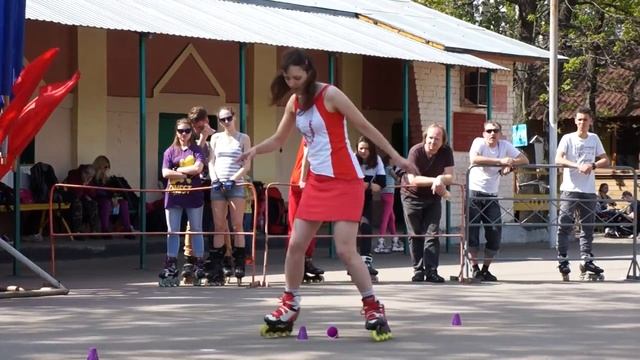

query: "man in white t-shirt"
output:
555 107 609 280
468 122 529 281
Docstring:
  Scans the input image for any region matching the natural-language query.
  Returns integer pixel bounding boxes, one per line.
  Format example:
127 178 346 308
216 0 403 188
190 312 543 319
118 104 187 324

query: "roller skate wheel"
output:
371 276 379 283
561 274 570 282
260 324 269 336
371 329 393 342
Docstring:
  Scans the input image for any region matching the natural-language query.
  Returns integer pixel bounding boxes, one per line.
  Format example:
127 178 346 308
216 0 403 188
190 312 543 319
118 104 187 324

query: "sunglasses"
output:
219 116 233 123
485 129 500 134
176 128 192 134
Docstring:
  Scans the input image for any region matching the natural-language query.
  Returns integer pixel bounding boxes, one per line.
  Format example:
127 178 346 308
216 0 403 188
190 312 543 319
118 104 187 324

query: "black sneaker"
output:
481 269 498 282
411 270 425 282
472 268 483 281
424 269 445 283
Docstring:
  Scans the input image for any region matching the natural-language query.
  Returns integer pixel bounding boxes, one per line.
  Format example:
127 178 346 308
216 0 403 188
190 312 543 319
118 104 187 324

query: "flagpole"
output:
549 0 559 248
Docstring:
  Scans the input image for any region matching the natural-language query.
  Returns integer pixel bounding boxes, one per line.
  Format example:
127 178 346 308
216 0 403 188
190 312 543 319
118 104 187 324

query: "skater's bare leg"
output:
212 200 229 248
333 221 374 293
228 198 246 248
285 219 322 289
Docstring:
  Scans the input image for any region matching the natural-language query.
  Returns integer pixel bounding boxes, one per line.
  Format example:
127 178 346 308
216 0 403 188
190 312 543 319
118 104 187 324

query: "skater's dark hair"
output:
576 107 592 118
270 48 317 112
188 106 208 122
356 136 379 169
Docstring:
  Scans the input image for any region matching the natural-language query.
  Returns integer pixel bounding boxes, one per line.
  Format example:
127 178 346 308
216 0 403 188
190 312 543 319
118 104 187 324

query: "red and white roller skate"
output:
362 295 392 341
260 292 300 338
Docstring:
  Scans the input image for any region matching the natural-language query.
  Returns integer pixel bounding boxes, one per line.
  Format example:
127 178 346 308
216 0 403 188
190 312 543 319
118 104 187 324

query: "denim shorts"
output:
210 184 245 201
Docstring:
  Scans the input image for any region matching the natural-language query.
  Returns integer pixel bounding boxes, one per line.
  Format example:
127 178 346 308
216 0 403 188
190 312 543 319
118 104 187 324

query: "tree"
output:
415 0 640 127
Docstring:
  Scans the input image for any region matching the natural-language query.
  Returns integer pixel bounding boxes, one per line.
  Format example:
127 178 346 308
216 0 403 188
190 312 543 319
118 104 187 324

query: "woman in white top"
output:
355 136 386 280
206 106 251 285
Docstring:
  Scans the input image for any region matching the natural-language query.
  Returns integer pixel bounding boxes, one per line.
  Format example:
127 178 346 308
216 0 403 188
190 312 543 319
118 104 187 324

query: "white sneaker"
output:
391 239 404 252
373 238 390 254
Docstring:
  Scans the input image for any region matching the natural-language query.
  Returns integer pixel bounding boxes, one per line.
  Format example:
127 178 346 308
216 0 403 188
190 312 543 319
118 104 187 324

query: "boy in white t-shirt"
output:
555 107 609 280
468 122 529 281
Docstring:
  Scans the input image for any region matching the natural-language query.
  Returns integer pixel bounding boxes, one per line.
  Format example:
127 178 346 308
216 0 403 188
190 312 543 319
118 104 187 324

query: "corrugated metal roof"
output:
25 0 506 70
272 0 553 60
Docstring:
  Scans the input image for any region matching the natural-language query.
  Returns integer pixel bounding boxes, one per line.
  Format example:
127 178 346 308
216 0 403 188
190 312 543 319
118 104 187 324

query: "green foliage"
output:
416 0 640 119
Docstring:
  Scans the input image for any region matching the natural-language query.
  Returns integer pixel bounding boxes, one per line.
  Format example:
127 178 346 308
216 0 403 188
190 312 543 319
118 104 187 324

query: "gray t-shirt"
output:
557 132 605 194
468 138 521 194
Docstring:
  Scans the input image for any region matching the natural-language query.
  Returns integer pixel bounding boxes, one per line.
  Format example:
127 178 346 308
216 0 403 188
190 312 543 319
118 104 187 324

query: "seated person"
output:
64 164 99 235
597 183 616 214
92 155 133 235
603 191 637 238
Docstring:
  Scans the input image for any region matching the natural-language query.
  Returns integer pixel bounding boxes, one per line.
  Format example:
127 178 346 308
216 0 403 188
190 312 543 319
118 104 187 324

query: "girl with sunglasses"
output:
158 118 206 287
205 106 251 286
240 48 416 341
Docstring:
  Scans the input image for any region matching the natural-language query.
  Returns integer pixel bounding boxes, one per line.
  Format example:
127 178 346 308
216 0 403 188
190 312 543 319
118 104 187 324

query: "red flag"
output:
0 71 80 178
0 48 59 143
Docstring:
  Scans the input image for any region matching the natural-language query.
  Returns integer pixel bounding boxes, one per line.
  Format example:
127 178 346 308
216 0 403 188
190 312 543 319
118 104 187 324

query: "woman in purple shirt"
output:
158 118 205 287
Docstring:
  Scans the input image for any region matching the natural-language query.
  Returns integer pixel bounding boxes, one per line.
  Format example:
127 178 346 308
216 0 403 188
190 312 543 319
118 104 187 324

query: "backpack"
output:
29 162 60 203
266 187 287 235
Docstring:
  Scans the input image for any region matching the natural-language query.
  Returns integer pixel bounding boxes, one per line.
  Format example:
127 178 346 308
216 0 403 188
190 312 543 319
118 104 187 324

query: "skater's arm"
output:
239 95 296 162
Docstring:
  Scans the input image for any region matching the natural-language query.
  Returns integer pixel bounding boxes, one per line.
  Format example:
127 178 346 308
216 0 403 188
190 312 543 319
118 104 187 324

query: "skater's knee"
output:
335 248 358 264
286 239 307 256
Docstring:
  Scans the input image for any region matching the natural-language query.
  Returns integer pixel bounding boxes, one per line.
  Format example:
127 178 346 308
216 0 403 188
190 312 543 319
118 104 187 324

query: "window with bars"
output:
463 68 488 107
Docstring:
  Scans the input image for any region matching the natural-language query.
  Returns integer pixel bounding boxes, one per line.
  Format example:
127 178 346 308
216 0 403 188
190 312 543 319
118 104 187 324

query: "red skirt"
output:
296 172 364 222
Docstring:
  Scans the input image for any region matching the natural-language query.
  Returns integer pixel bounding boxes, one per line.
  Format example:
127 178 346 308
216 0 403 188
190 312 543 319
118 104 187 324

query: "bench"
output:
0 202 73 240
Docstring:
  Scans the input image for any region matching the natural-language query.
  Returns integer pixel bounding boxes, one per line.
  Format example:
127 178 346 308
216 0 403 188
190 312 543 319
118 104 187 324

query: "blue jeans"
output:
557 191 597 258
467 191 502 258
165 206 204 258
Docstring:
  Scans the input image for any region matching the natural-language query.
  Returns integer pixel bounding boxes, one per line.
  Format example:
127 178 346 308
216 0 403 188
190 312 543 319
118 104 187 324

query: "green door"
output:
158 113 185 182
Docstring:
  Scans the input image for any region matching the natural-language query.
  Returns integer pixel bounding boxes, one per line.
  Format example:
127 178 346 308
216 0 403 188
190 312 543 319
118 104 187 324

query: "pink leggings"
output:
380 193 397 235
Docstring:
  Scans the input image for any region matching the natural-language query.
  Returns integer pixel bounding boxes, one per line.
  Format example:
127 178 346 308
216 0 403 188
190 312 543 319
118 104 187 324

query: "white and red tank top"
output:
294 85 363 180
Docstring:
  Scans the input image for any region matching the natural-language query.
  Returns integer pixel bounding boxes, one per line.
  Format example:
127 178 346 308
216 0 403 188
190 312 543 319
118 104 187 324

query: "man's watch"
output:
591 162 597 170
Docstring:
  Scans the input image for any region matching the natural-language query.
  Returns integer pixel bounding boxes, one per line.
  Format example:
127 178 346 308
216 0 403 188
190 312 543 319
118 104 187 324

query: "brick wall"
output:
412 60 516 227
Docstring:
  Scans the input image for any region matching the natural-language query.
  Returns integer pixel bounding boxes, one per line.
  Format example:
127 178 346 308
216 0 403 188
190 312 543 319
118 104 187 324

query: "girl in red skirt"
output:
240 48 416 341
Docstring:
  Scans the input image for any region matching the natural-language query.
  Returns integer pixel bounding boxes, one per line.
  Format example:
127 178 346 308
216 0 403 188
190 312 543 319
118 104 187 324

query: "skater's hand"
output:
223 180 236 191
499 166 513 176
577 163 592 174
431 175 446 195
499 157 515 167
238 147 257 163
298 179 306 189
212 180 223 191
391 156 419 176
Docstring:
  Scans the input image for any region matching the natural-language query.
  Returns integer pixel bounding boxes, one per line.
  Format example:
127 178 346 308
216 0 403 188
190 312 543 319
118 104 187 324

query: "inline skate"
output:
233 247 246 286
303 257 325 283
204 247 225 286
558 255 571 281
260 291 300 338
180 255 196 286
158 256 179 287
362 295 392 341
362 255 379 283
222 255 234 284
579 254 604 281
